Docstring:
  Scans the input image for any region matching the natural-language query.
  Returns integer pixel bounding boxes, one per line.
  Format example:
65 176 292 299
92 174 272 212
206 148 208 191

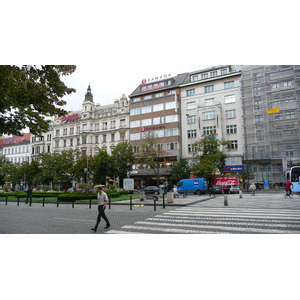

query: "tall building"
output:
128 73 189 187
180 65 243 176
241 65 300 184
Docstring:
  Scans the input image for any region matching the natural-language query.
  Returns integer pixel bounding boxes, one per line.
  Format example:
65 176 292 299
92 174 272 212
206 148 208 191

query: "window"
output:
70 127 74 135
144 95 152 100
82 124 87 131
253 87 261 95
192 75 198 81
202 111 216 120
133 97 141 102
120 132 125 141
141 119 152 126
111 120 116 128
103 135 107 143
286 111 295 119
186 102 196 110
63 128 67 135
111 134 115 142
165 115 178 123
224 81 234 89
102 122 107 130
201 73 208 79
224 94 236 104
186 89 195 96
155 92 164 98
141 106 152 114
203 126 216 135
254 100 262 110
130 107 141 115
187 129 197 138
226 125 237 134
153 117 161 125
130 120 140 128
230 140 238 149
210 71 217 77
55 129 60 136
130 133 140 141
166 128 178 137
255 115 264 123
168 90 176 95
272 82 280 89
205 98 215 106
95 136 98 144
120 119 126 127
153 103 164 112
225 109 236 119
204 85 214 93
256 130 265 140
82 136 87 144
283 80 292 87
221 69 228 75
165 101 176 110
187 115 196 124
188 144 196 153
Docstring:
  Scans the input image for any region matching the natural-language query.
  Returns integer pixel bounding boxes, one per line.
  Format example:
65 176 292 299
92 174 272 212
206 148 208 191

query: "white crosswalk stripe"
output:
107 206 300 234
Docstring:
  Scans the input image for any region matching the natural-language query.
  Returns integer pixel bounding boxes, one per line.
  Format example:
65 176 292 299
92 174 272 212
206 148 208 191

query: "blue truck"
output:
176 178 208 195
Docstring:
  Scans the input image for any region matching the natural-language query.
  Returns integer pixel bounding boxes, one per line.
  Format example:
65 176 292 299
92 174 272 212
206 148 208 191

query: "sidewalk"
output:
113 193 214 207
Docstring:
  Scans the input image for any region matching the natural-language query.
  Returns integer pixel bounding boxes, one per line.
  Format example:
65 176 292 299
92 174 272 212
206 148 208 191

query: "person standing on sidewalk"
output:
91 186 110 232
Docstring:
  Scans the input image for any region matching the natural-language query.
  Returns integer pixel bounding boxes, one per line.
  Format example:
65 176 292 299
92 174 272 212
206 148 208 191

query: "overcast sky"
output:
3 1 298 115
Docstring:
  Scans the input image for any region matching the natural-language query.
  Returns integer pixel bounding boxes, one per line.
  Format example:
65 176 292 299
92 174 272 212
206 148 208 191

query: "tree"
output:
134 132 165 186
192 137 230 186
111 142 135 187
0 65 76 136
0 155 15 186
90 150 113 185
11 160 42 186
170 157 191 183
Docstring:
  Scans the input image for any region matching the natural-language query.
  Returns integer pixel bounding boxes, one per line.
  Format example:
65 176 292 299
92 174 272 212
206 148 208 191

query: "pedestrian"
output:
25 186 33 204
173 185 179 198
285 180 294 197
91 186 111 232
249 182 256 196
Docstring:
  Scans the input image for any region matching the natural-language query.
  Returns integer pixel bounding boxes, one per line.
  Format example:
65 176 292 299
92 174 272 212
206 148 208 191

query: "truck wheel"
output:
196 190 201 195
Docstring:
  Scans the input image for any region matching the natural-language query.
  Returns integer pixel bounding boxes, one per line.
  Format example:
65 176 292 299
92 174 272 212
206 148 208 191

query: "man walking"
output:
25 186 33 204
91 186 110 232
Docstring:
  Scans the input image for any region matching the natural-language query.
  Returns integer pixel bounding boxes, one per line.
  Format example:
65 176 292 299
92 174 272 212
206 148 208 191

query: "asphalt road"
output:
1 191 300 234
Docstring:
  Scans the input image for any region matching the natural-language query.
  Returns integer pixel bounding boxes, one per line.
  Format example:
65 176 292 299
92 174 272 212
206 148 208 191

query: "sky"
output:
2 1 298 294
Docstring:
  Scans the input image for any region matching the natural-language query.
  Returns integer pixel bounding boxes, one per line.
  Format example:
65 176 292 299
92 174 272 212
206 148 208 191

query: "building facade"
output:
241 65 300 185
46 85 130 157
180 65 243 177
128 73 189 187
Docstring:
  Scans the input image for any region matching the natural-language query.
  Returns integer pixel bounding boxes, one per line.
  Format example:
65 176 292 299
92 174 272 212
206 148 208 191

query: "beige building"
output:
180 65 244 173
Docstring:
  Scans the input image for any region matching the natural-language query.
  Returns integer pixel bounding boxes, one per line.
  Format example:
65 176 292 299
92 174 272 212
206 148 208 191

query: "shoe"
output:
104 224 110 229
91 228 97 232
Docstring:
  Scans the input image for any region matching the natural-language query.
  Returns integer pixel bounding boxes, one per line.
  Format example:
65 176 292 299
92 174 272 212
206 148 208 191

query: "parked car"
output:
209 185 223 194
143 186 160 195
224 185 240 194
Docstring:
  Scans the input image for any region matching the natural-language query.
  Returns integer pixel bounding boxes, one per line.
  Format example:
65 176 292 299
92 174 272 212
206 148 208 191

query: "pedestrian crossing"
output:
106 206 300 234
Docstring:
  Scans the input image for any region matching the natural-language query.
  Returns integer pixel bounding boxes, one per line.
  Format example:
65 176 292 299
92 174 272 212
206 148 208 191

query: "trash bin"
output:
167 192 174 203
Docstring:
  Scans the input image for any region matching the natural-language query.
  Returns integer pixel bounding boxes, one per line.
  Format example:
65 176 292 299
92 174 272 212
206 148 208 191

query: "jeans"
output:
95 205 110 229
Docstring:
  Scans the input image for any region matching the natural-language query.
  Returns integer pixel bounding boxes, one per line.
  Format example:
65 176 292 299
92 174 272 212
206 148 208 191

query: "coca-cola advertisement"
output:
214 177 238 187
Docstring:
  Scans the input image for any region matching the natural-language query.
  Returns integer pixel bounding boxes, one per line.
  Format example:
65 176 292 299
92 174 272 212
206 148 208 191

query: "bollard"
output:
162 193 165 209
17 196 20 206
89 197 92 209
43 196 45 207
109 195 111 209
239 190 243 198
57 197 59 207
130 196 132 210
5 195 8 206
153 195 157 211
224 195 228 206
72 198 75 208
29 197 32 207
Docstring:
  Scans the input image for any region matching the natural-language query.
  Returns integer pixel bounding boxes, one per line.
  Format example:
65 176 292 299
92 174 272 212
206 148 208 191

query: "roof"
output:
0 133 31 147
129 73 189 98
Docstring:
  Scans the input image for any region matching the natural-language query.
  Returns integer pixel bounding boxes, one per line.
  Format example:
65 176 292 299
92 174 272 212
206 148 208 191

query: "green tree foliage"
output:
170 157 191 183
11 160 42 186
134 132 164 186
90 150 113 185
0 155 15 185
192 137 230 185
0 65 76 136
111 142 135 187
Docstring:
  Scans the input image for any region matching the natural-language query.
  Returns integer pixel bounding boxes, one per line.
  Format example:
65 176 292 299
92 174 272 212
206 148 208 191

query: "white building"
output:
50 85 130 156
1 133 31 164
180 65 244 171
